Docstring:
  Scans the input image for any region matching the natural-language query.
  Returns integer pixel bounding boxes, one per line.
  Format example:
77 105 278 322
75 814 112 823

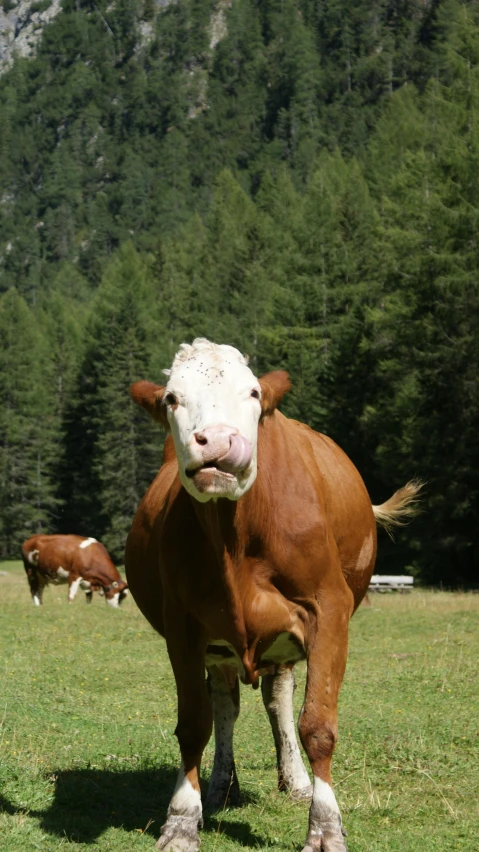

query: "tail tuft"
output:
373 480 423 535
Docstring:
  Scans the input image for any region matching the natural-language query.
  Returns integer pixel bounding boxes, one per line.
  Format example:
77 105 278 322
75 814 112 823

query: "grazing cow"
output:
126 338 420 852
21 535 128 607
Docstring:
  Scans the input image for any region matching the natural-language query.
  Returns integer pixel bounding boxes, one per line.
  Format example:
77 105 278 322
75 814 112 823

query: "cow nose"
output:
193 425 252 472
194 425 239 453
194 431 210 446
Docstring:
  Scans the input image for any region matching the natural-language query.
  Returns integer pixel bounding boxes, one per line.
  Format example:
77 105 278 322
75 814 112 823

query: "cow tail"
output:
21 545 40 567
372 480 423 535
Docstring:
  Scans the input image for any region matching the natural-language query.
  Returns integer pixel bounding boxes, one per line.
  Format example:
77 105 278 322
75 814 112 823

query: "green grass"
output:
1 561 478 851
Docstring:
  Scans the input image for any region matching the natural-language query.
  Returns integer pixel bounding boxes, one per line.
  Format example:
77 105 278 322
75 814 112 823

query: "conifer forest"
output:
1 0 478 586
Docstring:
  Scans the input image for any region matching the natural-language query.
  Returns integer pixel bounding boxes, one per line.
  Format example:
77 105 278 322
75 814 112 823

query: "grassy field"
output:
0 561 477 851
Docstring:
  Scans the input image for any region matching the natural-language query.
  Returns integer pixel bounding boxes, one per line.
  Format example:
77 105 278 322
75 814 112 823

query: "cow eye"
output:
251 388 261 400
164 392 177 406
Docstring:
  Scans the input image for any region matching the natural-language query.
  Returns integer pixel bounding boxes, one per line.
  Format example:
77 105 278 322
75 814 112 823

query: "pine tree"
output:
364 4 479 583
0 290 60 556
59 244 161 560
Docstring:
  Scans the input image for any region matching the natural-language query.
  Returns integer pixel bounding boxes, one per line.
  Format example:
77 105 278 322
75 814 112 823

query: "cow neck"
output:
187 413 296 686
189 411 290 566
192 497 239 560
191 497 251 674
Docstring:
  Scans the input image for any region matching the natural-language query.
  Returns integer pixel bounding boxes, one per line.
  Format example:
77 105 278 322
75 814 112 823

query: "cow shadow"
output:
0 766 264 847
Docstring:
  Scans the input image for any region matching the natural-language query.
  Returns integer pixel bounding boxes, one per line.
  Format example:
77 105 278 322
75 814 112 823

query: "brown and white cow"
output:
21 535 128 607
126 338 419 852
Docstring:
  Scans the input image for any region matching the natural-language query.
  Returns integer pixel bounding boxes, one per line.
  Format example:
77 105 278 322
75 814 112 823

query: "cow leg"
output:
205 667 241 811
32 584 44 606
68 577 82 603
23 560 43 605
85 590 93 604
157 615 212 852
30 573 44 606
298 592 351 852
261 665 312 800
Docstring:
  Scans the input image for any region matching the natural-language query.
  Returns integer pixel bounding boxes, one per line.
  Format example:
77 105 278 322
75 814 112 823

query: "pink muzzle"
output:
193 426 252 473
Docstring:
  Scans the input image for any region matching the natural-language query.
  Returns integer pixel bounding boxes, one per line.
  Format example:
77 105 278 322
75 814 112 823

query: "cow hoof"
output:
204 775 241 811
156 816 201 851
156 840 199 852
301 832 348 851
287 783 313 802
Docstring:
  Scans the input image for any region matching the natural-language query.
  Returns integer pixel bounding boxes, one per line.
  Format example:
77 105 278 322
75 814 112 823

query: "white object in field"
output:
369 575 414 592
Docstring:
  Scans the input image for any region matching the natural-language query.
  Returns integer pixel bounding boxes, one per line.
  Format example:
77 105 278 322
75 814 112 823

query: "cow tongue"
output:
217 434 252 473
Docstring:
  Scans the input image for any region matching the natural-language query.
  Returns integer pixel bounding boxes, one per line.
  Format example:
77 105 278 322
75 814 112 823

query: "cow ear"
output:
162 434 177 463
258 370 291 417
130 381 169 429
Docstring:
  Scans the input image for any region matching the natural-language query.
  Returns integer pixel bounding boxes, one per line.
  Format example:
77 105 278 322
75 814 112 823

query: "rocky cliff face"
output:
0 0 230 76
0 0 63 72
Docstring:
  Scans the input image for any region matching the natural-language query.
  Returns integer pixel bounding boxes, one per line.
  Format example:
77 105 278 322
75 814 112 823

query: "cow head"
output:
131 338 290 502
104 580 129 608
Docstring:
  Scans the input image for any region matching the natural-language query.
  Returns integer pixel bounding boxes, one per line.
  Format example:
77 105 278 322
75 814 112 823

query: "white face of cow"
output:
163 340 262 502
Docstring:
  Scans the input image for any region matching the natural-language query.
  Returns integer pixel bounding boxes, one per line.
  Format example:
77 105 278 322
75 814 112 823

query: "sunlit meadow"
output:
1 561 478 851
